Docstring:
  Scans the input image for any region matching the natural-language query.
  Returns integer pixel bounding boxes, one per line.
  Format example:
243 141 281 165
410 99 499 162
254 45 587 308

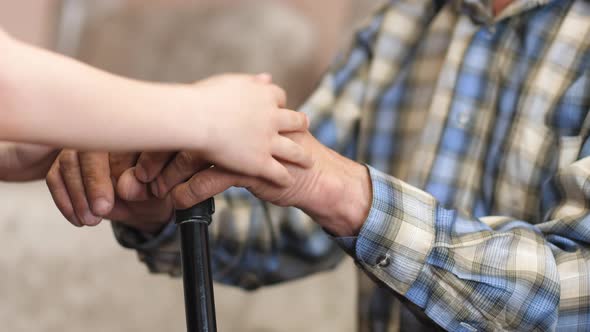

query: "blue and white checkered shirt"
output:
114 0 590 330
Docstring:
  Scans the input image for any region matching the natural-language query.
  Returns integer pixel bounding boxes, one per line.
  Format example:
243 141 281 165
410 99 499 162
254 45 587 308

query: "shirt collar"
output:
453 0 552 25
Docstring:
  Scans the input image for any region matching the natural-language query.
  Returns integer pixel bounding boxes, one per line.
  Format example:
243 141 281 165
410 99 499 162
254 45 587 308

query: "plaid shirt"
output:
114 0 590 331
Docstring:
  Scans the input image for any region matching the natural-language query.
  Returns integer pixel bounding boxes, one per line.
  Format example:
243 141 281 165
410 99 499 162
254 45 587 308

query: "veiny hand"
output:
135 131 373 237
0 142 58 181
186 74 311 186
46 150 173 232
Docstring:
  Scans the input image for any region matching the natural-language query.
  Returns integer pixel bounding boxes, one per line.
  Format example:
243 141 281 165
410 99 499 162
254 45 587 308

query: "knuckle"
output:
83 165 107 185
46 178 60 194
175 152 195 170
83 171 101 186
59 151 79 172
172 190 191 210
59 150 76 163
46 168 58 187
45 176 52 188
138 153 155 169
191 176 211 196
85 177 108 196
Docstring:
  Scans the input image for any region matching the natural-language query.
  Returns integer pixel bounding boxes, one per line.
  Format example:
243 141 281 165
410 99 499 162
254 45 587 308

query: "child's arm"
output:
0 30 310 186
0 30 209 151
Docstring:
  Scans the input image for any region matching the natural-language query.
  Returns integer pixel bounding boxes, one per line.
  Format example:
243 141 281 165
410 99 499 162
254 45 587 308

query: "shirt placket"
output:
407 15 481 189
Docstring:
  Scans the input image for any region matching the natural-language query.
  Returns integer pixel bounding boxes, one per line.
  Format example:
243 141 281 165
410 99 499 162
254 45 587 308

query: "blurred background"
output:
0 1 382 331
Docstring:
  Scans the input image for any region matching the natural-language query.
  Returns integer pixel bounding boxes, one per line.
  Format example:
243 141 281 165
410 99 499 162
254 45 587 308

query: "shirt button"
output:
454 111 472 129
376 254 391 268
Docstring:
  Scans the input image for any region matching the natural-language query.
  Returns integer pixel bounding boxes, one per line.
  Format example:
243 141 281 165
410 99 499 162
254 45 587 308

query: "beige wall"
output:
0 0 56 45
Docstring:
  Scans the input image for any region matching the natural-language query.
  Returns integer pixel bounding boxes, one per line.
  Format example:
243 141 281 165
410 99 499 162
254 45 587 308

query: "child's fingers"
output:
171 167 238 210
135 152 175 183
58 150 102 226
46 160 82 227
254 73 272 84
272 136 313 168
276 109 309 133
269 84 287 108
262 158 293 187
151 152 209 198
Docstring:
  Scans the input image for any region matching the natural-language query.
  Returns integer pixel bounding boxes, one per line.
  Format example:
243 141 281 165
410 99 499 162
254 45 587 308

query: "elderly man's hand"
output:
135 131 372 237
46 151 173 233
0 143 58 181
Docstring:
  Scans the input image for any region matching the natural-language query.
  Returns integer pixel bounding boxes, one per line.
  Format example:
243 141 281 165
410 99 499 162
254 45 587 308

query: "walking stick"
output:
176 198 217 332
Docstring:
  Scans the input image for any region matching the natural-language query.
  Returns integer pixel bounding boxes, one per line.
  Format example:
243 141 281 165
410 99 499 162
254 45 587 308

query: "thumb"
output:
116 167 153 201
171 167 239 209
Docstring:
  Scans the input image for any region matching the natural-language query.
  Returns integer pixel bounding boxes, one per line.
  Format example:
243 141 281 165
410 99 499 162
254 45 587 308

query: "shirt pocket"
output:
494 124 558 220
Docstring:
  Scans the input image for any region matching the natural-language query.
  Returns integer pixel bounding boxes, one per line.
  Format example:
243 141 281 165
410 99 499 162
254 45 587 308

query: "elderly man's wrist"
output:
300 153 372 237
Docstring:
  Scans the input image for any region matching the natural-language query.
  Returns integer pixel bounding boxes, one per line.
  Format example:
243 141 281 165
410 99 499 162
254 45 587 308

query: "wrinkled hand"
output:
46 151 173 232
0 142 58 181
135 131 372 236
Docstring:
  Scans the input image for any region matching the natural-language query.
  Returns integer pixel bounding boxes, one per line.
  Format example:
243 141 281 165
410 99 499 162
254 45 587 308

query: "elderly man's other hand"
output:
46 151 173 233
135 132 372 237
0 143 58 182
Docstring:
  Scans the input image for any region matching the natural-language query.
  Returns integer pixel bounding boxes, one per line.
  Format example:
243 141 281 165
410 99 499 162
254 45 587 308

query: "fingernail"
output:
83 211 102 226
135 166 148 183
71 217 83 228
92 198 112 216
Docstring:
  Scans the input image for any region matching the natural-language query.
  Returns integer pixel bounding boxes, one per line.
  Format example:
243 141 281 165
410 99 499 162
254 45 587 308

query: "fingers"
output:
269 84 287 108
134 152 175 183
46 159 81 227
109 152 139 179
275 109 309 133
171 167 238 209
79 152 114 216
151 152 209 198
254 73 272 84
271 136 312 168
117 168 152 201
57 150 102 226
262 158 293 187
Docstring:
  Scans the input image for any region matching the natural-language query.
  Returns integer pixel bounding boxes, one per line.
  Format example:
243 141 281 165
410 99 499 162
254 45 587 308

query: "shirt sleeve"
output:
339 144 590 331
111 5 389 288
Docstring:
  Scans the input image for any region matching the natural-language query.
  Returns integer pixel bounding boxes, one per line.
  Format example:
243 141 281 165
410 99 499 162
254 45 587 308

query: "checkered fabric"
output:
113 0 590 330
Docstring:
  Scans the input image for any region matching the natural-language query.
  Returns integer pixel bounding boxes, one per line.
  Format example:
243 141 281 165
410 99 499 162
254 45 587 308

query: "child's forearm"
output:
0 32 206 152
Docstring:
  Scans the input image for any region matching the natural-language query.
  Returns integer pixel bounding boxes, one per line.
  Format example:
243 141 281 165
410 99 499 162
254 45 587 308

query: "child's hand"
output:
187 74 311 186
133 131 318 202
0 143 58 181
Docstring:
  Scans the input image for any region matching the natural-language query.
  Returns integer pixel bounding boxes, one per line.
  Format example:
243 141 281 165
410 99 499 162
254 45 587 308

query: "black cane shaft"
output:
179 221 216 332
176 199 216 332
